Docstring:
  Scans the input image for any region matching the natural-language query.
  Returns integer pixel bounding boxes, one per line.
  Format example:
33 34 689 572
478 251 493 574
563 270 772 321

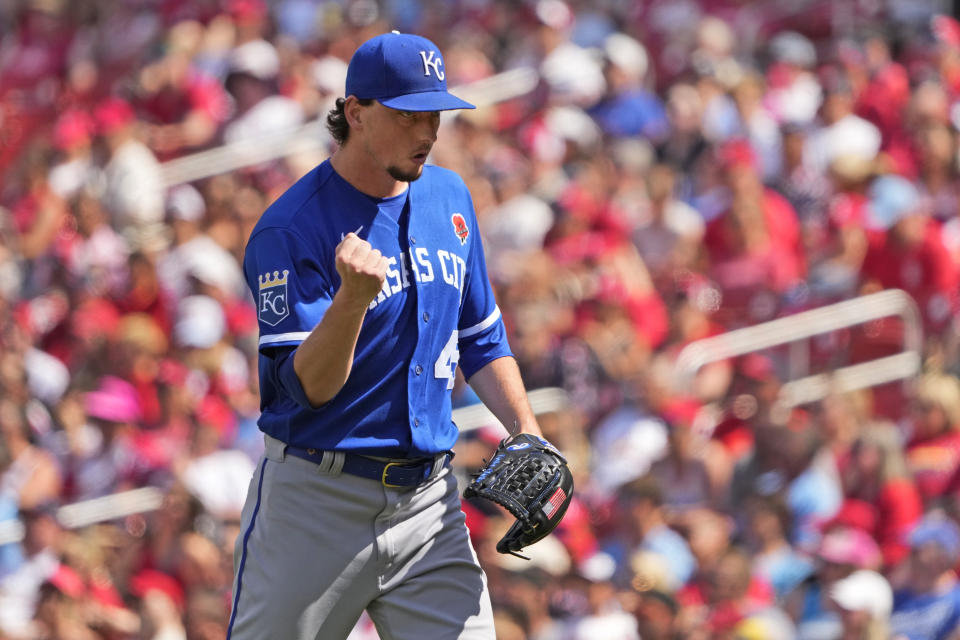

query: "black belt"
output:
284 445 451 488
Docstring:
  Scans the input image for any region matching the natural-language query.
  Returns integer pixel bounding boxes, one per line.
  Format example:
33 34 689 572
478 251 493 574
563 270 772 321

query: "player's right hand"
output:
334 233 388 307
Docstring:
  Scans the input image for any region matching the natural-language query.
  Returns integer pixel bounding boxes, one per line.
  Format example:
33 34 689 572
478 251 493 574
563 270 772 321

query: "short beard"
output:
387 165 423 182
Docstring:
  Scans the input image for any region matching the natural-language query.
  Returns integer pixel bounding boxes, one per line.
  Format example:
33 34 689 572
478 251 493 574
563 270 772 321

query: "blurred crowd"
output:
7 0 960 638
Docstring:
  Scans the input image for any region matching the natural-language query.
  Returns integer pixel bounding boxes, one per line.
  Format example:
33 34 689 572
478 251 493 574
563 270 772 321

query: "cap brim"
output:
379 91 475 111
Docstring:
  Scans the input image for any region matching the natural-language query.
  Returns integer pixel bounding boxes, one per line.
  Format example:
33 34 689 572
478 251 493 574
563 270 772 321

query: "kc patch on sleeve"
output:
259 269 291 326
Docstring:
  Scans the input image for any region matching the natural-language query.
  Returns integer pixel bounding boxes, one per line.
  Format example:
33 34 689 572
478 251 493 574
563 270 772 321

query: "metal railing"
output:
451 386 570 433
0 487 164 546
672 288 924 407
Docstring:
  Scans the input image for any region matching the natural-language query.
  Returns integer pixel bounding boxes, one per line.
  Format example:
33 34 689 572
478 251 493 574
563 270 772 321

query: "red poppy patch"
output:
451 213 469 245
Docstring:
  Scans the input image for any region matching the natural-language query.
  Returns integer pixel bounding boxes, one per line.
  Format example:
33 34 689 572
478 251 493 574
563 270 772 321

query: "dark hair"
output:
619 475 664 506
326 97 373 146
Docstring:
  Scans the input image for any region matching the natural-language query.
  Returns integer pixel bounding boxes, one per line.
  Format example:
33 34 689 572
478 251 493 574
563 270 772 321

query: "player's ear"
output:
343 96 365 130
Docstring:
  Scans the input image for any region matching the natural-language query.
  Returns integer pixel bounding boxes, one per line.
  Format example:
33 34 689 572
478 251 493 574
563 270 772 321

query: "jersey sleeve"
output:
457 206 513 379
243 226 334 354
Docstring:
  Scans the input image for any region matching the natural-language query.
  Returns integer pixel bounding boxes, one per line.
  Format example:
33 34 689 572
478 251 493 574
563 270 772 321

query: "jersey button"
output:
414 418 420 427
422 312 429 322
415 365 423 375
410 236 417 244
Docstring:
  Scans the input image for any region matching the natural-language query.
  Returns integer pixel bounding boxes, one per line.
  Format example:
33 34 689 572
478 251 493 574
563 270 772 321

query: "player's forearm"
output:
293 291 369 407
467 356 542 436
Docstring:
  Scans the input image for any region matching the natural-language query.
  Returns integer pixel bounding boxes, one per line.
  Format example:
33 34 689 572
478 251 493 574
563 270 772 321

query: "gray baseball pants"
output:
226 434 495 640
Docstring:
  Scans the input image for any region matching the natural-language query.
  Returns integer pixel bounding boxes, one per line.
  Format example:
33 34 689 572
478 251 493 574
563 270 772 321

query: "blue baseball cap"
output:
909 515 960 558
867 174 921 230
345 31 475 112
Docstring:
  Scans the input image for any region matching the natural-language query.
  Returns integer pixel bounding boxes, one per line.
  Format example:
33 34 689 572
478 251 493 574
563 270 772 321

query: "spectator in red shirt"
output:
860 174 959 332
675 546 774 638
805 154 874 301
704 139 805 324
907 373 960 505
915 122 960 223
134 24 229 158
840 425 923 567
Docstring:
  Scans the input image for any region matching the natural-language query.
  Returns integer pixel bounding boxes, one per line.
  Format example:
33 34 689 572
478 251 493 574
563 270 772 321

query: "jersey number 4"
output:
434 330 460 390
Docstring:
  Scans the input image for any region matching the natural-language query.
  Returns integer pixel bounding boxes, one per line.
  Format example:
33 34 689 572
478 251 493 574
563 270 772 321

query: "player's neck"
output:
329 147 406 199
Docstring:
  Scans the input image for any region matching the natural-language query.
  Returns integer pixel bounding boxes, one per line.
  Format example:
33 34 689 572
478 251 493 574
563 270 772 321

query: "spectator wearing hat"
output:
47 109 98 200
226 0 270 46
222 39 303 145
129 568 187 640
33 563 99 640
565 551 641 640
785 526 882 639
889 515 960 640
178 394 253 522
860 174 959 332
95 96 166 241
764 31 822 126
829 569 893 640
805 142 879 302
67 376 143 501
803 66 882 178
906 373 960 504
587 397 669 500
588 32 668 142
157 184 247 302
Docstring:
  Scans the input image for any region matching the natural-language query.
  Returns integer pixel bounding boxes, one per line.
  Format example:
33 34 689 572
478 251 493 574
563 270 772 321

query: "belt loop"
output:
263 434 287 462
319 451 345 475
427 452 448 481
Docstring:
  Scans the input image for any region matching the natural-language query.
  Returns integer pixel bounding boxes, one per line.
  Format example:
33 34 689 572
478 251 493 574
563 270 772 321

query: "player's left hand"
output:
463 433 573 558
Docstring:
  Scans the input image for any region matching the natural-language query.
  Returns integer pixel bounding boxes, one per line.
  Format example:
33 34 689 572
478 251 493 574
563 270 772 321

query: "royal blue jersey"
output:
242 160 512 458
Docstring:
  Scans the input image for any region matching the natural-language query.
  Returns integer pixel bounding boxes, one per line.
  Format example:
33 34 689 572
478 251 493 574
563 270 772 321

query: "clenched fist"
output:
335 233 388 307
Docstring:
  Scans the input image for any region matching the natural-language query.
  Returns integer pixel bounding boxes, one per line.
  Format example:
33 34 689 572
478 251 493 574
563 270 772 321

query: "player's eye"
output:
398 111 416 119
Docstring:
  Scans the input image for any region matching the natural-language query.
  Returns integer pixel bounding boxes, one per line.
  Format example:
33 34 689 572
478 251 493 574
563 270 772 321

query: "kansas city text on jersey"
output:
370 246 466 309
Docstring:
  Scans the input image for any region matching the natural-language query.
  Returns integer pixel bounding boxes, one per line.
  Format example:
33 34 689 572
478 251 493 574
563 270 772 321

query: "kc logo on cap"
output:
345 31 474 112
419 50 444 80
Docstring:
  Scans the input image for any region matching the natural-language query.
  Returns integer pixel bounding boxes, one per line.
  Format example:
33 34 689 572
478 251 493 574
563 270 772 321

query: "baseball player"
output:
228 32 544 640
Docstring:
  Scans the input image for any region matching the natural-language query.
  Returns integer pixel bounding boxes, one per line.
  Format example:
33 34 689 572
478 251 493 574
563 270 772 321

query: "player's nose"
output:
415 111 440 143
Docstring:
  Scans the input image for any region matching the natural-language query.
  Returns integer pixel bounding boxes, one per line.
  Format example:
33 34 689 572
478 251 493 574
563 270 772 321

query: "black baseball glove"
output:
463 432 573 559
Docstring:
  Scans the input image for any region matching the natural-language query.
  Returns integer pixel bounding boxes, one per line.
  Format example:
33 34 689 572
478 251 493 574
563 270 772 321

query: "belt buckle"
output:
381 461 405 488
